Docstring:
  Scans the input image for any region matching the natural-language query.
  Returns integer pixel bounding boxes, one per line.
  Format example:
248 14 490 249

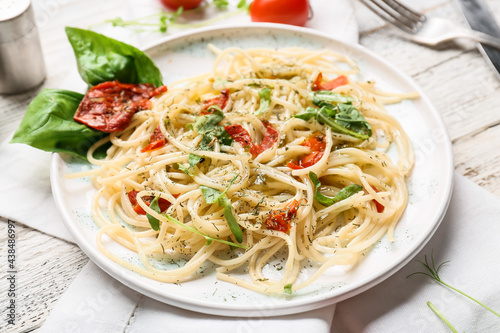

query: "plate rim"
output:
50 22 454 317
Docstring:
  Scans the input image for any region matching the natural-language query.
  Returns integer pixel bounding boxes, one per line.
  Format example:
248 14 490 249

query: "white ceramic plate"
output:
50 24 454 317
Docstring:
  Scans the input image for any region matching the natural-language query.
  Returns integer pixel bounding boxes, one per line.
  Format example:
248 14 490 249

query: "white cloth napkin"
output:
0 0 357 332
331 174 500 333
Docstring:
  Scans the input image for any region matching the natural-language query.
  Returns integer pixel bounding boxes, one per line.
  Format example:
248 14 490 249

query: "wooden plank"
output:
0 220 88 332
453 123 500 197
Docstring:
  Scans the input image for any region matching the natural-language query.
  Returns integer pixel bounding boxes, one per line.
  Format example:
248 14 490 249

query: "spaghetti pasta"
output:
70 45 418 294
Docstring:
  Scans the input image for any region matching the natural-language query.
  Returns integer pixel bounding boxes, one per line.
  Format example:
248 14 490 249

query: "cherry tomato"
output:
160 0 203 10
250 0 309 26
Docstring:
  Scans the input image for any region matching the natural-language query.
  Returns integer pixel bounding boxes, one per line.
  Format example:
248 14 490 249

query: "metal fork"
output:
360 0 500 50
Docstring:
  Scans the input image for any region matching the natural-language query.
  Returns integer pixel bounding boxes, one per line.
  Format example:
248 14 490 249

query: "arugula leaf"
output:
254 87 271 115
10 89 105 159
177 163 194 176
309 172 363 206
293 104 372 140
193 108 225 133
187 108 233 170
335 103 372 138
199 185 222 205
146 196 161 231
189 154 204 168
284 283 293 295
292 107 320 122
200 175 243 243
311 90 354 106
65 27 163 87
164 215 247 249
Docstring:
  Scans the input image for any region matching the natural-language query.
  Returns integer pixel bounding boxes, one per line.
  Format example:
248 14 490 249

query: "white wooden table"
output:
1 0 500 331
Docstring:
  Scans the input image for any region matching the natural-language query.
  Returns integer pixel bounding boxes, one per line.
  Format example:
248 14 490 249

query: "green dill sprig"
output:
95 1 248 33
427 302 458 333
408 250 500 318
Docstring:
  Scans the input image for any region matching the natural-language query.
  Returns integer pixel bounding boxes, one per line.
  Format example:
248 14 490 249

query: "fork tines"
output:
361 0 426 34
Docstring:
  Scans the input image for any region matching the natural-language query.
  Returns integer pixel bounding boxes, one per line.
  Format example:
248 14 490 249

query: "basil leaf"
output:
254 87 271 115
65 27 163 87
10 89 105 159
335 103 372 138
146 196 161 231
284 283 293 295
309 171 363 206
311 90 354 106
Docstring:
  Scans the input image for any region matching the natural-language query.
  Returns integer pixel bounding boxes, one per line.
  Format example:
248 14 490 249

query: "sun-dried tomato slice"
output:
201 89 230 114
141 125 167 153
224 121 279 158
312 73 348 91
286 132 326 169
264 199 301 233
127 190 172 215
74 81 167 133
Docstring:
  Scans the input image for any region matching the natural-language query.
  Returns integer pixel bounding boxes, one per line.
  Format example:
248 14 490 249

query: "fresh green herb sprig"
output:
145 195 246 249
178 107 233 173
427 301 459 333
200 174 243 243
309 171 362 206
98 0 249 33
254 87 271 115
293 91 372 140
409 251 500 318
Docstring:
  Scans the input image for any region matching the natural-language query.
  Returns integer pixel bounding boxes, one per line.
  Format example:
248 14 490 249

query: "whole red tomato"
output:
160 0 204 10
250 0 309 26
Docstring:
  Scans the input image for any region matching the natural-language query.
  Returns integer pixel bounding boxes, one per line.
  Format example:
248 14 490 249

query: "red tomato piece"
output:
250 121 279 157
225 121 279 158
371 186 385 213
201 89 230 114
141 125 167 153
74 81 167 133
301 132 326 152
288 132 326 169
299 151 324 168
159 0 203 10
287 162 303 170
313 73 348 91
127 190 172 215
224 124 253 147
250 0 309 27
264 199 301 233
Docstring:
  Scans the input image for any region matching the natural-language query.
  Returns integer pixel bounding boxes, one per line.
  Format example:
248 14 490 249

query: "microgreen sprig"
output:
427 301 458 333
96 0 249 33
408 250 500 318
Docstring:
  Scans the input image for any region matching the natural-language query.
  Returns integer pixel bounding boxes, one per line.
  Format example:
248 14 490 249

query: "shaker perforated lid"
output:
0 0 35 43
0 0 46 94
0 0 30 21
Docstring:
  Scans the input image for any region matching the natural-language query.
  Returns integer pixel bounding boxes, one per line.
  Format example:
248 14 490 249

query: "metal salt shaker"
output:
0 0 46 94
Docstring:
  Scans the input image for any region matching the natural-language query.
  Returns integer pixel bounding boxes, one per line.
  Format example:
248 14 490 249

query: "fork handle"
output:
469 30 500 50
